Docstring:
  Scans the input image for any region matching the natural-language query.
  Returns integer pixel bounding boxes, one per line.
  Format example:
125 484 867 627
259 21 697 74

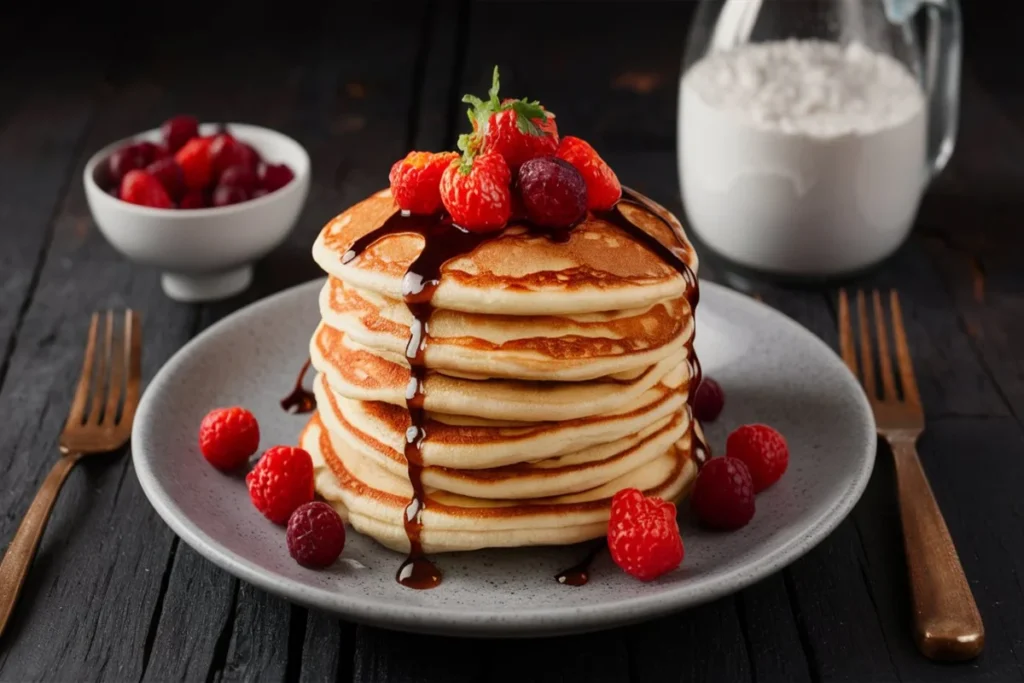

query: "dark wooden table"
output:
1 2 1022 681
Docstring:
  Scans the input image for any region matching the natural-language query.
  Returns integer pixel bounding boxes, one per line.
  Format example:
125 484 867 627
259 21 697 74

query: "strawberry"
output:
389 151 459 214
607 488 684 581
440 152 512 231
556 136 622 210
726 424 789 493
461 67 558 170
119 170 173 209
175 137 214 190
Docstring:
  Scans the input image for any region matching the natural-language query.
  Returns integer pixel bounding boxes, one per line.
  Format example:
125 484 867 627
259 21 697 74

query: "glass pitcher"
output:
677 0 961 278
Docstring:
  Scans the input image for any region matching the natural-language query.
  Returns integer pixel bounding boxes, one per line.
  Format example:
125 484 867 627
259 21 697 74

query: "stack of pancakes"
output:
301 189 703 554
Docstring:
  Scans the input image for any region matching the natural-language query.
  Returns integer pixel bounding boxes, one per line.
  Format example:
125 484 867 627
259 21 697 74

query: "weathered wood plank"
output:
481 630 631 683
352 627 483 683
0 59 103 391
298 611 354 683
627 599 752 683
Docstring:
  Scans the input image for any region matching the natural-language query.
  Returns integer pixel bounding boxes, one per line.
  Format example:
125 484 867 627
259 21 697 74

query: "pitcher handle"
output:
919 0 962 179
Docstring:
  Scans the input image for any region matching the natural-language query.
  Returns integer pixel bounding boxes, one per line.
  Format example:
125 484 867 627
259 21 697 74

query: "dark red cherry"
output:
161 115 200 154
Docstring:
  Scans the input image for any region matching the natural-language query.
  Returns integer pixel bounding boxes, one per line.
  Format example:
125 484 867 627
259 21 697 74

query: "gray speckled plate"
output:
133 278 875 637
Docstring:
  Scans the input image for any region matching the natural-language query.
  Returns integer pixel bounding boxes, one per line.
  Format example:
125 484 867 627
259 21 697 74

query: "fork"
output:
0 310 141 639
839 290 983 661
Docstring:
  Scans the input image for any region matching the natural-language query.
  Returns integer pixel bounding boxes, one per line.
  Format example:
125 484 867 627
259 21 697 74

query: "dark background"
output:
0 1 1022 682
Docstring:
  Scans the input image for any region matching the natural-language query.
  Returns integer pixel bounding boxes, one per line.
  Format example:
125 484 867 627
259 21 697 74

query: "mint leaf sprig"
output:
456 66 553 173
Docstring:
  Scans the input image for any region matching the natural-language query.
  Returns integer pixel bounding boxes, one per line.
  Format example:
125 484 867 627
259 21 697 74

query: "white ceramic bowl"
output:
84 123 310 302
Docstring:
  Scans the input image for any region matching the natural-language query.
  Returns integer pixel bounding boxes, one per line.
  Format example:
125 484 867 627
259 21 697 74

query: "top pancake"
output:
312 189 699 315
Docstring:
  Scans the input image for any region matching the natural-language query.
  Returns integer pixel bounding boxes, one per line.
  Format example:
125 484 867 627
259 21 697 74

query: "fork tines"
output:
838 289 921 407
64 310 142 432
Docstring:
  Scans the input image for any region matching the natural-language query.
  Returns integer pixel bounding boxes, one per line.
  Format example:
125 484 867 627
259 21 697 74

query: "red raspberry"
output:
175 137 215 190
556 136 622 210
481 104 559 171
690 457 756 530
179 190 207 210
607 488 684 581
693 377 725 423
119 170 173 209
440 152 512 232
726 424 789 493
516 156 587 228
287 501 346 568
389 151 459 214
144 157 186 201
246 446 315 524
160 115 200 154
198 406 260 470
258 163 295 193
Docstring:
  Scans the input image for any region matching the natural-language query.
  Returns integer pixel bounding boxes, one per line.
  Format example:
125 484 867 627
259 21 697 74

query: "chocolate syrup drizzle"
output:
340 188 705 589
555 541 606 586
281 358 317 414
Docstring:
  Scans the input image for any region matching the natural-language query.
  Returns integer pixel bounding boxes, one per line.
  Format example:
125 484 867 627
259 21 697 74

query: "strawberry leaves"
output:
457 66 553 172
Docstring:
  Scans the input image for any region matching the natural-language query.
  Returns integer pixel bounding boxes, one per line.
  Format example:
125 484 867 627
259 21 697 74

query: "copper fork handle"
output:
0 454 81 639
892 438 984 661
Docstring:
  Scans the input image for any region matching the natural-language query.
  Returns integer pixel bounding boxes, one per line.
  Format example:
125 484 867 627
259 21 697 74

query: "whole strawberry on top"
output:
463 66 559 171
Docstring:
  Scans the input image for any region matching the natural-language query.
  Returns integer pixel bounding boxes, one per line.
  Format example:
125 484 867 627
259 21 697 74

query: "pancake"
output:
312 369 688 469
310 323 690 422
312 190 699 316
315 373 690 499
320 278 691 381
303 414 696 553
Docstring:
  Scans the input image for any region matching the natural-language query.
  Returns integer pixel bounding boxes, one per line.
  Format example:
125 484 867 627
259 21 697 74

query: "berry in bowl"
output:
84 116 310 302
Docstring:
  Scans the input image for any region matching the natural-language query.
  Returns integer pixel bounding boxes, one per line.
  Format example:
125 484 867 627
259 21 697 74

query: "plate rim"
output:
132 277 876 637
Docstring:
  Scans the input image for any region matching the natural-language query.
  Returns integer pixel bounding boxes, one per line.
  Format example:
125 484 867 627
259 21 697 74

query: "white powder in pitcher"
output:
678 39 928 274
684 40 924 137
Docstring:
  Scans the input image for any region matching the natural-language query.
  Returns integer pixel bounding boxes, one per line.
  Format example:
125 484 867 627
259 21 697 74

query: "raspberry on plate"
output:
440 152 512 231
556 136 622 210
198 406 260 470
175 137 215 190
607 488 684 581
287 501 346 568
463 67 559 170
119 170 173 209
693 377 725 422
690 457 756 531
726 424 789 493
517 156 587 228
246 446 315 524
389 151 459 214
